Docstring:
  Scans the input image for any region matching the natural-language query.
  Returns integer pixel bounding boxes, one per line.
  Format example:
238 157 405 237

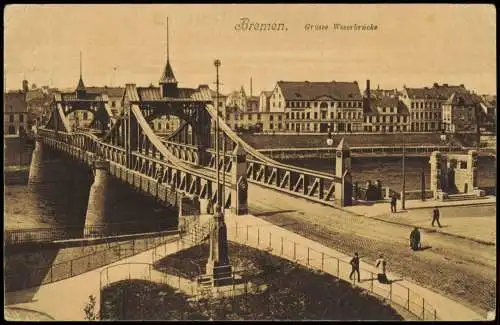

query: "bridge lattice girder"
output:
38 100 344 208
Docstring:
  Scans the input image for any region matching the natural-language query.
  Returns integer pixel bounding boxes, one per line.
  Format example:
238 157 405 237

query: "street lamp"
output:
326 123 334 163
214 59 222 214
401 130 406 210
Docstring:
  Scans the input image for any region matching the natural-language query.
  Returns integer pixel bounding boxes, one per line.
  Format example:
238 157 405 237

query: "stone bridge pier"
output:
84 160 110 237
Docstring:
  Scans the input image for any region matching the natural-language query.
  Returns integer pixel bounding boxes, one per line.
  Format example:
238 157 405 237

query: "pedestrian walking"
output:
431 206 442 227
410 227 421 250
349 252 361 282
390 194 397 213
375 254 388 283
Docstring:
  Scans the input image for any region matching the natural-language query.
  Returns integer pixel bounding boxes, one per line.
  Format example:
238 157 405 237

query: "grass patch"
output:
102 242 403 320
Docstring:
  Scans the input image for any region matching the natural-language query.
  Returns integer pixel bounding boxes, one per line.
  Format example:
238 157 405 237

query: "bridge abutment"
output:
84 160 110 237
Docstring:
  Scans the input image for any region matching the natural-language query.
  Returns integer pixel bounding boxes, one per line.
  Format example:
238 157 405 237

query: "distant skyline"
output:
4 4 497 95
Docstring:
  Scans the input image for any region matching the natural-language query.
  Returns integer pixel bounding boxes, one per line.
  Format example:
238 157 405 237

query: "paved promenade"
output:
343 196 496 244
224 212 484 321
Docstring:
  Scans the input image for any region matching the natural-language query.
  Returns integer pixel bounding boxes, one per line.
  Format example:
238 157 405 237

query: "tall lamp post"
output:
401 130 406 210
214 59 222 213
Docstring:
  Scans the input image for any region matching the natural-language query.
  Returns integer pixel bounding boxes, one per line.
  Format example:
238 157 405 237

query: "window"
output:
286 123 289 130
19 114 24 122
278 115 282 121
286 112 289 119
314 112 318 119
278 123 282 129
306 112 310 119
111 101 116 108
8 125 15 134
383 107 386 113
321 111 326 119
291 112 295 119
330 112 334 119
301 113 305 119
9 114 14 122
314 102 318 108
257 114 261 120
270 124 274 130
270 115 274 121
337 112 341 119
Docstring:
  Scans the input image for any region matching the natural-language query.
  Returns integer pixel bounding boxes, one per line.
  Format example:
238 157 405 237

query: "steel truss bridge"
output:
37 86 346 217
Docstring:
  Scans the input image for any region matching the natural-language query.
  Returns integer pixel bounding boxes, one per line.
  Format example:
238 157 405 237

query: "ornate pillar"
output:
429 151 442 199
334 138 352 206
84 160 110 237
230 144 248 215
468 150 478 193
205 211 232 286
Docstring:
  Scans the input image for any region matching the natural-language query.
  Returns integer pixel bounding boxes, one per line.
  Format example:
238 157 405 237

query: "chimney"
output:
22 80 29 94
364 79 371 112
250 77 253 97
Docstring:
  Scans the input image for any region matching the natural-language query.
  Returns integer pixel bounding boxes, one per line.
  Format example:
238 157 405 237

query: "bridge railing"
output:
4 233 180 293
4 221 177 246
231 222 439 321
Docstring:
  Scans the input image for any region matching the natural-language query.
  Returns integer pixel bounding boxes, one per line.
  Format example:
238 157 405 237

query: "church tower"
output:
159 17 178 98
76 51 86 98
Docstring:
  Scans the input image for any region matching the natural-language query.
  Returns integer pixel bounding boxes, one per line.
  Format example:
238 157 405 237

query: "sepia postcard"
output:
3 4 496 321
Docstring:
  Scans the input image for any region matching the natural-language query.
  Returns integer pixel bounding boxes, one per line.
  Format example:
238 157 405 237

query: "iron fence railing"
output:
4 221 177 246
231 223 439 321
4 232 179 293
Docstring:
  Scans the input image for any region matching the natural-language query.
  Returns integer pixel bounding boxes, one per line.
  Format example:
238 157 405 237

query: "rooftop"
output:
404 83 467 100
277 81 363 101
124 84 212 102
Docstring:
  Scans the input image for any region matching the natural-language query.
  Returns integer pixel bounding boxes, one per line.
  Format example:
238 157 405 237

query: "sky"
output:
4 4 497 95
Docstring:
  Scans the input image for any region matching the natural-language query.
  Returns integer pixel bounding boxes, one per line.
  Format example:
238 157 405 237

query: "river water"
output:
279 156 497 192
4 155 496 230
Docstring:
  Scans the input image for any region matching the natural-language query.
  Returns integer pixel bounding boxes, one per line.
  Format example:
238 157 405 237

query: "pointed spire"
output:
167 16 169 62
76 51 86 95
159 16 177 85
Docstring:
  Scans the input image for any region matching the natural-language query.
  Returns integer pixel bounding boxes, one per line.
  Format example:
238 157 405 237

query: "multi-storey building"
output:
224 108 285 132
442 91 482 133
4 91 29 135
362 80 410 132
247 96 259 112
270 80 364 133
364 96 410 132
226 86 247 112
400 83 468 132
259 91 272 112
86 86 125 117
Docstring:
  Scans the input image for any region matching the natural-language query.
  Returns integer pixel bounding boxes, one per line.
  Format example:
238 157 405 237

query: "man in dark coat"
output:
349 252 361 282
390 194 397 213
432 207 442 227
410 227 421 250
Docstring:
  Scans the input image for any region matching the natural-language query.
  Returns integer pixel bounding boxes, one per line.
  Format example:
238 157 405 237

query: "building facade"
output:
442 92 481 133
400 83 468 132
270 81 364 133
4 91 29 135
259 91 272 112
